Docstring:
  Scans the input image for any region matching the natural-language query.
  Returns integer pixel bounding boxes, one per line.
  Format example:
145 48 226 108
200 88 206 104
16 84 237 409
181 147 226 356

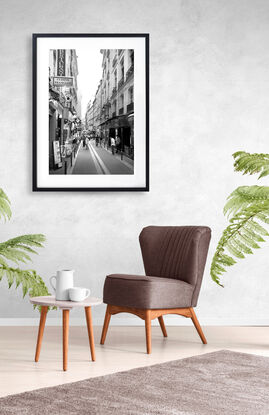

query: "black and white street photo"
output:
49 48 134 175
33 34 149 191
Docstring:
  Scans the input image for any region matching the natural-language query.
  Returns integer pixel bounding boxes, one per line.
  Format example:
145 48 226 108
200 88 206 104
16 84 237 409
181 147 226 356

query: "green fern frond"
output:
0 234 46 249
0 234 46 265
0 233 48 302
0 257 8 267
224 186 269 217
0 189 51 310
0 265 51 304
0 189 11 221
211 202 269 286
233 151 269 179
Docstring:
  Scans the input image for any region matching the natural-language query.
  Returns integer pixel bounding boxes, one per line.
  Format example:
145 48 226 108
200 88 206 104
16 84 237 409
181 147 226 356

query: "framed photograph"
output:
33 33 149 191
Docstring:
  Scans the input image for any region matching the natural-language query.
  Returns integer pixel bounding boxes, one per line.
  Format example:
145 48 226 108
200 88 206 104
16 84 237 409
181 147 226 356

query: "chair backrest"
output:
139 226 211 306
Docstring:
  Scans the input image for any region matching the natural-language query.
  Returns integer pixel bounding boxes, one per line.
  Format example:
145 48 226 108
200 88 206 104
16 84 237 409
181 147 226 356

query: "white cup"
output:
68 287 90 302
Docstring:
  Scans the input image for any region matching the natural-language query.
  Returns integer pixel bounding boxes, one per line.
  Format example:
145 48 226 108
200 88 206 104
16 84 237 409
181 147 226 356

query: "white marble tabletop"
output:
30 295 102 309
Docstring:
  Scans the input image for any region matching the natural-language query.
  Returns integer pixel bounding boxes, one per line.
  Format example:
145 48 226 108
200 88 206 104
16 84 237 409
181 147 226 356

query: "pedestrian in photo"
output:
85 137 89 149
111 137 116 155
115 135 121 153
95 136 99 147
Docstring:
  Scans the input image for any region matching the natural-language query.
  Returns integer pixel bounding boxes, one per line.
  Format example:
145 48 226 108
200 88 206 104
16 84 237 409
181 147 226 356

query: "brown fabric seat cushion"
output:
103 274 194 309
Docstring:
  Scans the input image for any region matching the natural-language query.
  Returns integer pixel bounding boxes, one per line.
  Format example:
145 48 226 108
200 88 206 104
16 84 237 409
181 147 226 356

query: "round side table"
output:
30 296 102 371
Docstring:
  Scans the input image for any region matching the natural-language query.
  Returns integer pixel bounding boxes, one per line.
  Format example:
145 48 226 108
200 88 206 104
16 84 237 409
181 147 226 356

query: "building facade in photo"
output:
85 49 134 159
49 49 81 172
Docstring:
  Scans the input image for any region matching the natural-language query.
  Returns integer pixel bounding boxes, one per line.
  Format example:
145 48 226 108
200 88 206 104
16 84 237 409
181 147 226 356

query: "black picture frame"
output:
32 33 149 192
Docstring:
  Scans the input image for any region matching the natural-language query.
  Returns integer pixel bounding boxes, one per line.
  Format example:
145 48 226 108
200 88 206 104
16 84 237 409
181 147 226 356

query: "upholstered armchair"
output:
100 226 211 353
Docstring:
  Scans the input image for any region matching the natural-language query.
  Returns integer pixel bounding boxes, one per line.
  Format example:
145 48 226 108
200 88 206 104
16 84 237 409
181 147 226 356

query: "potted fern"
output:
211 151 269 286
0 188 50 299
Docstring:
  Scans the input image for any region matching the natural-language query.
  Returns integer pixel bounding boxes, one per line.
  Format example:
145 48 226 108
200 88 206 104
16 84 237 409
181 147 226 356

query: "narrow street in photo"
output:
49 48 134 176
72 141 133 175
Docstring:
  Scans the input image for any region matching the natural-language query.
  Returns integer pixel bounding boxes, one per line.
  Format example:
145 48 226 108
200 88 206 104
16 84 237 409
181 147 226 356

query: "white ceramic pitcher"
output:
50 270 74 300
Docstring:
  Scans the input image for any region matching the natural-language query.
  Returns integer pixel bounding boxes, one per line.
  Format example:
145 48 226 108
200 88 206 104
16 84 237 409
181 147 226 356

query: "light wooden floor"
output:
0 325 268 397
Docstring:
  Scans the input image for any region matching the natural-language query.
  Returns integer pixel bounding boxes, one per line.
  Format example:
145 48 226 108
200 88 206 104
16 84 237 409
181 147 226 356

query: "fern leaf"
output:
211 201 269 286
0 265 52 299
234 236 253 254
247 219 269 236
0 189 51 310
226 240 245 258
0 248 31 265
6 269 14 288
221 254 236 266
233 151 269 179
237 231 260 249
0 189 11 221
224 186 269 217
241 226 265 243
0 234 46 250
0 234 46 266
0 257 8 267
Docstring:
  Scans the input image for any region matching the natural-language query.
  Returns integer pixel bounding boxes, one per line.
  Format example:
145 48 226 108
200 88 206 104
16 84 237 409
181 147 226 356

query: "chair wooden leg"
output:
35 306 48 362
190 307 207 344
145 310 152 354
85 306 95 361
100 305 111 345
63 309 70 371
158 316 168 337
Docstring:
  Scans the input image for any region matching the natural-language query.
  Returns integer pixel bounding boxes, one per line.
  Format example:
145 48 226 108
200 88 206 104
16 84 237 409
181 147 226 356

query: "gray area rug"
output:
1 350 269 414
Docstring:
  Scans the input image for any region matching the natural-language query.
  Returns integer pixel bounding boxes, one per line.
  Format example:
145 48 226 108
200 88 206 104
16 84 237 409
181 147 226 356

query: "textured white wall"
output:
1 0 269 325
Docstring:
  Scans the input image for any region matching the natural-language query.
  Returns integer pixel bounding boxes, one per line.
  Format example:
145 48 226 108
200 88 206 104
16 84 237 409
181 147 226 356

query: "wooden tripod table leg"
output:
62 309 70 371
85 306 95 361
35 306 48 362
